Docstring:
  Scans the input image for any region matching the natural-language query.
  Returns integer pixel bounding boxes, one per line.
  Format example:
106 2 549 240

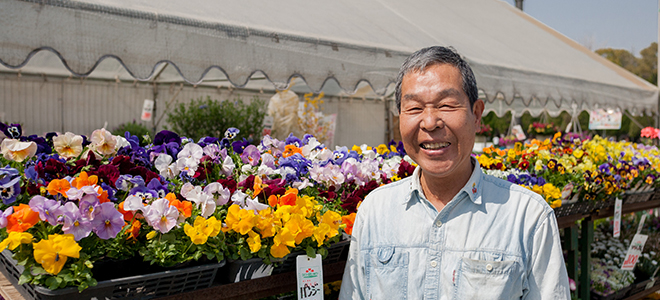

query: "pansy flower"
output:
33 234 81 275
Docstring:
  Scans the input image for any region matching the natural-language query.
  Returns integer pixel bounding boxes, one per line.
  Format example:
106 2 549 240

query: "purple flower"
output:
61 202 92 241
115 174 145 191
0 166 21 205
232 139 250 154
197 136 219 148
224 127 240 140
153 130 181 146
285 133 302 147
0 207 14 228
146 178 169 198
129 185 158 201
331 147 349 165
91 202 124 239
507 174 519 184
144 198 179 233
241 145 261 166
28 196 62 226
79 194 101 220
0 122 22 139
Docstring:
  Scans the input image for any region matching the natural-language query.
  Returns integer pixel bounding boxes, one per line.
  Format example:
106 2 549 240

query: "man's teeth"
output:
421 142 450 150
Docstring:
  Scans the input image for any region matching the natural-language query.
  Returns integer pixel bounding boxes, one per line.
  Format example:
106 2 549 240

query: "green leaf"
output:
318 247 328 259
305 246 317 258
45 277 62 290
18 273 31 285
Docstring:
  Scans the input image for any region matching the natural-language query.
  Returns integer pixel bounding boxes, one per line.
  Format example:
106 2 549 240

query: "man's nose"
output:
420 109 444 131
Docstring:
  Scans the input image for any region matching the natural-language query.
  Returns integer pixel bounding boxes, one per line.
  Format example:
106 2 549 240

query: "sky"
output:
504 0 657 56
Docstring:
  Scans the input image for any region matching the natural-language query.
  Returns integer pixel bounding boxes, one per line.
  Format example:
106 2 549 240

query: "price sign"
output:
621 233 648 270
297 255 324 300
141 99 154 121
613 198 622 238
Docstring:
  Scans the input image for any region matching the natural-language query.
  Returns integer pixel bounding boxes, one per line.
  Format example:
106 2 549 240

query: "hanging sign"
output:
511 124 526 141
613 198 622 238
297 255 324 300
589 108 622 130
141 99 154 121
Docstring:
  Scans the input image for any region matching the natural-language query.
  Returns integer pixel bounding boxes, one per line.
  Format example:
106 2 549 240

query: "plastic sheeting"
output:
0 0 657 117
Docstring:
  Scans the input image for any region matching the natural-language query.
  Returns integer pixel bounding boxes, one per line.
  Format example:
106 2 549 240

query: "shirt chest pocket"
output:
366 247 409 300
455 257 524 300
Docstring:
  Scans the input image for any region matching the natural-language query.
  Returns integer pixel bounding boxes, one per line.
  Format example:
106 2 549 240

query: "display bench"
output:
558 193 660 300
0 261 346 300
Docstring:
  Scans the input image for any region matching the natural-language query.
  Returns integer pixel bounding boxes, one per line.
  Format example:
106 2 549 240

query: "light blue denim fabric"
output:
339 159 571 300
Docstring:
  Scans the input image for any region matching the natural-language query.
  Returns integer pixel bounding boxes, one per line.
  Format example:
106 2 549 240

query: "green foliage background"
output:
165 96 267 142
111 120 152 146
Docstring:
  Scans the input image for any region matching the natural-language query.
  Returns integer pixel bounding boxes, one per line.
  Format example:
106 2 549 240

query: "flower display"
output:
0 123 411 291
527 122 559 136
477 133 660 207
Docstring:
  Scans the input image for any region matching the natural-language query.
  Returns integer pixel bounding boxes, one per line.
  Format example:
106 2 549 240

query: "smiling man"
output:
339 46 570 299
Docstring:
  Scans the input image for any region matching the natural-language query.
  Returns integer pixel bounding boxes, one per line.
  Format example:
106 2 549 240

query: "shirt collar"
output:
406 156 483 205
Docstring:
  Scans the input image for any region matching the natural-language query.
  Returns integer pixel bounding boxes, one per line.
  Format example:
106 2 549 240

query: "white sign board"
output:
141 99 154 121
589 108 622 130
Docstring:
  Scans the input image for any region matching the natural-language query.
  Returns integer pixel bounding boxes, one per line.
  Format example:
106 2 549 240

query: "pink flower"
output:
641 127 660 139
144 198 179 233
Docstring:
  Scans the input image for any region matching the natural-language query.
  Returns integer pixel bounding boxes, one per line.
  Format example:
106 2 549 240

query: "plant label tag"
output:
621 233 648 270
297 255 323 300
613 198 622 238
141 99 154 121
561 183 574 200
638 214 648 234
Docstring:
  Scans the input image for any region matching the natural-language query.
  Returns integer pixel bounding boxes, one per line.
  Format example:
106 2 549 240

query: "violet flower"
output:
91 202 124 239
241 145 261 166
0 207 13 228
61 202 92 241
28 196 62 226
0 166 21 205
224 127 240 140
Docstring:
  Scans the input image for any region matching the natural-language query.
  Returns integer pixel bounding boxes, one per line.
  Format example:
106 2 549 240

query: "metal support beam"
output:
580 218 594 300
565 226 579 299
515 0 523 10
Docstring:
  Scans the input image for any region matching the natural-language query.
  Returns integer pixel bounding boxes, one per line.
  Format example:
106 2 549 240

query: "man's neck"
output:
419 159 474 212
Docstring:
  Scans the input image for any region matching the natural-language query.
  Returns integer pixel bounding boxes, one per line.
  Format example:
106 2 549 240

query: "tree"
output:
595 42 657 85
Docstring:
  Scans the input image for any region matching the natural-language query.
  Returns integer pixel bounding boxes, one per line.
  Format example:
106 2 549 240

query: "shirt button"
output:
486 264 493 271
435 220 442 227
430 261 438 268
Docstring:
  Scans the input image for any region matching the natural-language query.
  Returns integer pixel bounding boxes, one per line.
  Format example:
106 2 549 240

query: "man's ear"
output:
473 99 485 126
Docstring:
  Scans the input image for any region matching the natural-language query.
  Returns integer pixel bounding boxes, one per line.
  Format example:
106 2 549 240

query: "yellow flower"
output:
271 227 296 258
313 210 341 244
33 234 81 275
0 232 33 250
542 183 562 200
247 231 261 253
225 204 258 235
375 144 390 155
146 231 158 240
285 214 315 245
256 208 278 238
351 145 363 154
184 216 221 245
550 199 562 209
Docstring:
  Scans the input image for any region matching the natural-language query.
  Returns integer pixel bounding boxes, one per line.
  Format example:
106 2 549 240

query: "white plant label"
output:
297 255 324 300
613 198 622 238
141 99 154 121
621 233 648 270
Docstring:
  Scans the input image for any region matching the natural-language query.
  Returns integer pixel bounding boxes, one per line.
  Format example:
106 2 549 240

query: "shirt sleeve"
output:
339 211 366 300
524 211 571 300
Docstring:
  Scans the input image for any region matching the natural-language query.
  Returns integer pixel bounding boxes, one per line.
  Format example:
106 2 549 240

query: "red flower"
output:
518 160 530 170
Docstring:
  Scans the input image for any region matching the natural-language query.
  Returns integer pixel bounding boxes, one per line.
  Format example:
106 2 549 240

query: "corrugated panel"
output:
0 74 388 147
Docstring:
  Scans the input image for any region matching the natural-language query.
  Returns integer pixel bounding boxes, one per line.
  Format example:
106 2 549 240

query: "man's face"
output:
399 63 484 182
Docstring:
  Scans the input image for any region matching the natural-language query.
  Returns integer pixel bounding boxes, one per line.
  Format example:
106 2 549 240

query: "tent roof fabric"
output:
1 0 657 116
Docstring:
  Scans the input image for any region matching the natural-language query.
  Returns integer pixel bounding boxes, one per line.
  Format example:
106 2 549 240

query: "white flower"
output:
89 128 117 156
114 135 130 150
53 132 83 159
178 143 204 162
203 182 231 206
176 157 198 176
0 139 37 162
222 156 235 176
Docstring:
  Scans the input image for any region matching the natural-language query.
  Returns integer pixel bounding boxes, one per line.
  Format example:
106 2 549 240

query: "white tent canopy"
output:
1 0 657 117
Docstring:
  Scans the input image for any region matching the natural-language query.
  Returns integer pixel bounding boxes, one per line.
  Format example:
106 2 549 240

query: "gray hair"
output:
394 46 478 112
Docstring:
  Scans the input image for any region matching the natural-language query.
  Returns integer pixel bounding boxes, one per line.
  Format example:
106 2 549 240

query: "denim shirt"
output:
339 159 570 300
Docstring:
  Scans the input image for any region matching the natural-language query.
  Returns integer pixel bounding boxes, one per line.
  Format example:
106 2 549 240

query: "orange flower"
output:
282 145 302 158
6 204 40 233
253 176 267 197
97 188 110 203
126 220 141 240
117 201 135 222
341 213 356 236
170 199 193 218
46 179 70 197
269 188 298 207
71 171 98 189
